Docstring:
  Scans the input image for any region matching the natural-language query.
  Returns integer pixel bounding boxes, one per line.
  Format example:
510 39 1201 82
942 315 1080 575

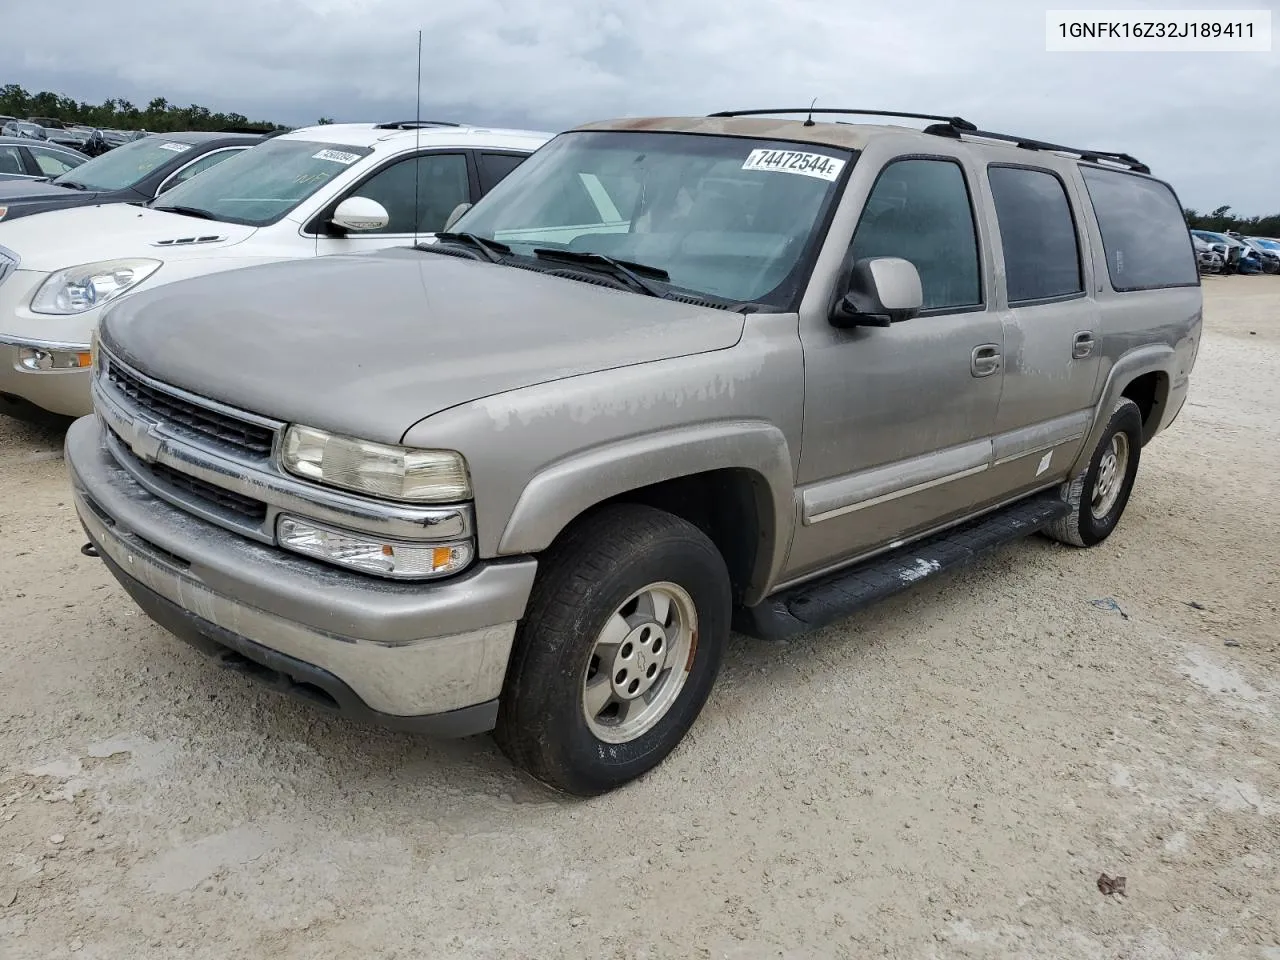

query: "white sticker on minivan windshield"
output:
312 149 362 165
741 149 845 181
157 142 192 153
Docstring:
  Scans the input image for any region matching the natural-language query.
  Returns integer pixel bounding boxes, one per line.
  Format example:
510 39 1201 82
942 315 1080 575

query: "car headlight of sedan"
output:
281 425 471 503
30 258 162 315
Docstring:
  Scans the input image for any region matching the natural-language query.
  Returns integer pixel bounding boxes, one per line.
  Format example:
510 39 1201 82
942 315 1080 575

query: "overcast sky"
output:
9 0 1278 213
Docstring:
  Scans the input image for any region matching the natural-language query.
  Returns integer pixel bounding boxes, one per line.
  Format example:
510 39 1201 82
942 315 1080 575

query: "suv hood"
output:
0 203 256 271
101 248 747 444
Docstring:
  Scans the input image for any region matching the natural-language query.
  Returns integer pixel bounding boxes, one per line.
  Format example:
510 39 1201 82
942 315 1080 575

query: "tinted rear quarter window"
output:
1080 166 1198 291
988 166 1083 302
478 152 527 193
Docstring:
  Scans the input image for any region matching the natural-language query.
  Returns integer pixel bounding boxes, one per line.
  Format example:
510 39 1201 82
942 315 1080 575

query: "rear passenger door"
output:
984 164 1101 497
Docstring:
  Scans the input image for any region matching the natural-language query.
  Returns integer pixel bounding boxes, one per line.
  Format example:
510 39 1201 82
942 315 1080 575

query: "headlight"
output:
281 425 471 503
277 515 473 579
30 258 162 315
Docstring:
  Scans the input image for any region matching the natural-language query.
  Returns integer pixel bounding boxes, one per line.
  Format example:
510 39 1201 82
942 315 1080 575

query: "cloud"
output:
7 0 1278 212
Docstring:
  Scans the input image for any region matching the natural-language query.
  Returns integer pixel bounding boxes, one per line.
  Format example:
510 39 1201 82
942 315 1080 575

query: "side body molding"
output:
497 420 796 604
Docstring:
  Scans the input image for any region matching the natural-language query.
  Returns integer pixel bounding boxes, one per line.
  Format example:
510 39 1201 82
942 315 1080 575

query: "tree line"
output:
0 83 288 133
1184 206 1280 238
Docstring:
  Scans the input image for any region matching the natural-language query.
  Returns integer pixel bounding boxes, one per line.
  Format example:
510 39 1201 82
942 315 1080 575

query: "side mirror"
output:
443 201 472 232
831 257 923 329
330 196 390 233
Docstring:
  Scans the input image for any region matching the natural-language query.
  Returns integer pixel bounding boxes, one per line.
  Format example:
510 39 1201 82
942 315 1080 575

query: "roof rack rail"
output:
374 120 462 130
920 120 1149 173
708 108 978 131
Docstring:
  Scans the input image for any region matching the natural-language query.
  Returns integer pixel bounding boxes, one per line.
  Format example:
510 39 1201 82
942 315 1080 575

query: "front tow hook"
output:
80 542 100 558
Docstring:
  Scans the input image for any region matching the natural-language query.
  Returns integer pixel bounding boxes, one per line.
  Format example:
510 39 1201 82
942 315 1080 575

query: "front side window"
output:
848 158 982 311
1080 166 1198 291
151 139 373 226
347 153 471 233
158 148 243 194
987 166 1083 303
0 145 23 176
29 146 84 177
455 130 852 306
53 136 199 191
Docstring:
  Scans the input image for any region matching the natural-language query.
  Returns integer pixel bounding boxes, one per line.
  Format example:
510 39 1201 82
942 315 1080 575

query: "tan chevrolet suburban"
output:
66 108 1202 795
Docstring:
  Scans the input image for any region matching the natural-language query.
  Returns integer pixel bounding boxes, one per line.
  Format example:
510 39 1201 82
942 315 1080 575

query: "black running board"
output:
735 490 1070 640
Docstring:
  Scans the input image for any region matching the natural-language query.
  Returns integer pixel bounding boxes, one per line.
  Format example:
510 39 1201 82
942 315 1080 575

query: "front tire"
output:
495 504 731 796
1044 396 1144 547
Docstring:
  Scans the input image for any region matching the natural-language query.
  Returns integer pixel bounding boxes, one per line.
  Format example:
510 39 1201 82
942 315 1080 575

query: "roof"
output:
0 136 85 152
156 130 267 145
276 122 554 150
572 113 1151 175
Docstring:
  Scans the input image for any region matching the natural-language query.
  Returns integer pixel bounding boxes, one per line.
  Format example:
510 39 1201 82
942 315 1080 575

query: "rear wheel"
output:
494 504 731 796
1044 396 1143 547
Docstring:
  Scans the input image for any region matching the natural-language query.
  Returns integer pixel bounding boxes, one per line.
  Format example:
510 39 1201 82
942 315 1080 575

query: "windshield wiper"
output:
157 205 219 221
425 231 511 263
532 248 669 298
56 179 87 190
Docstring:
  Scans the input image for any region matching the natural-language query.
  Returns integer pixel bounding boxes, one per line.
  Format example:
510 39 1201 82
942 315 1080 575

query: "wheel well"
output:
590 470 772 605
1121 372 1168 443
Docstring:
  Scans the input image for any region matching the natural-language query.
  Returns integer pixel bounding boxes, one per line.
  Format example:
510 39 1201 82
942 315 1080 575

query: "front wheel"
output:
1044 396 1144 547
494 504 731 796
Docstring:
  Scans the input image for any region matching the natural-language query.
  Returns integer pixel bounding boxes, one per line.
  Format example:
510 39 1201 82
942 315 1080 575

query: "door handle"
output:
971 344 1001 378
1072 331 1096 359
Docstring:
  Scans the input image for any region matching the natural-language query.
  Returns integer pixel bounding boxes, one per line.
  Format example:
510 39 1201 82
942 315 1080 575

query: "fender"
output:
497 420 796 604
1069 342 1175 477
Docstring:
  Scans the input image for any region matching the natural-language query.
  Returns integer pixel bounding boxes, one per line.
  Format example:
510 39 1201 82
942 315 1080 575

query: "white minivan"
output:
0 121 552 418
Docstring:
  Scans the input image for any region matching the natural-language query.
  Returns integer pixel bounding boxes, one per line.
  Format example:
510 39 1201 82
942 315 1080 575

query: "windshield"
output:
453 130 852 306
53 136 198 191
151 138 373 226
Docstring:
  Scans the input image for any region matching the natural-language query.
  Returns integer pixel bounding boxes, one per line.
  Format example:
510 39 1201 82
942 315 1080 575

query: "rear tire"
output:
494 504 731 796
1044 396 1143 547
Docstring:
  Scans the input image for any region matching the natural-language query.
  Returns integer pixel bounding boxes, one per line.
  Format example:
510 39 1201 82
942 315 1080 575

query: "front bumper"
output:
0 334 93 418
0 269 96 418
66 415 538 735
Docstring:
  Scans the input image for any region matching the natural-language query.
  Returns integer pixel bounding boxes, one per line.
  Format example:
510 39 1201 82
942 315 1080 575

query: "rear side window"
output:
1080 166 1198 291
988 166 1083 303
477 152 526 193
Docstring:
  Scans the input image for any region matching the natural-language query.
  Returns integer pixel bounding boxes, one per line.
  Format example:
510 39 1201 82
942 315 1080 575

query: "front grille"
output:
106 362 275 457
144 460 268 521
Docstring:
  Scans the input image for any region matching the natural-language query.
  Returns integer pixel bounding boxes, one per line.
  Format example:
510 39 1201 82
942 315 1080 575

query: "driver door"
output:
784 154 1006 581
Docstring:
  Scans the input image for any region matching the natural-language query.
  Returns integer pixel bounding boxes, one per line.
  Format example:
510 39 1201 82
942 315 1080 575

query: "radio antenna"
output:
412 28 423 245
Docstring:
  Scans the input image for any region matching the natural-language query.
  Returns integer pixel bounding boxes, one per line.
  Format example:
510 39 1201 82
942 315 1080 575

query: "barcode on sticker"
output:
312 149 361 165
742 149 845 181
157 142 192 153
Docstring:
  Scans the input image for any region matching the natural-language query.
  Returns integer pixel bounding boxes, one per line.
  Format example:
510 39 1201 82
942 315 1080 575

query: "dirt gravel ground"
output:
1 276 1277 959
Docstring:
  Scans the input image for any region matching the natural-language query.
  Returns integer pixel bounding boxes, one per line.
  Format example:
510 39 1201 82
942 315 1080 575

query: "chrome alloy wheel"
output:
1090 431 1130 520
582 582 698 744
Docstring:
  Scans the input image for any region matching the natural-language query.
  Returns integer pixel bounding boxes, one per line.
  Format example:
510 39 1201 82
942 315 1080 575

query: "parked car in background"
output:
64 110 1202 794
27 117 67 129
1190 233 1224 273
0 130 264 225
0 136 88 182
0 120 551 419
1190 229 1258 274
3 121 48 141
1236 235 1279 274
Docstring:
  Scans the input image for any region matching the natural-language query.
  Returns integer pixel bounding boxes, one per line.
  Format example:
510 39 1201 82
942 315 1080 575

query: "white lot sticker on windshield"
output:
157 142 192 153
742 149 845 181
312 149 362 165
